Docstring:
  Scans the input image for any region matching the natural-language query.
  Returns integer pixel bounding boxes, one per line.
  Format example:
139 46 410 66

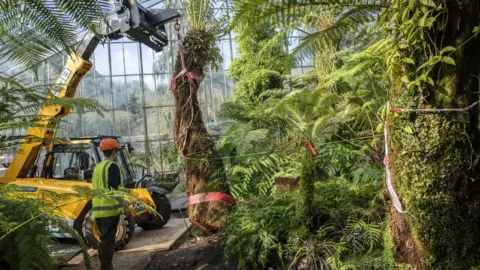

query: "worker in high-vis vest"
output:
92 138 124 270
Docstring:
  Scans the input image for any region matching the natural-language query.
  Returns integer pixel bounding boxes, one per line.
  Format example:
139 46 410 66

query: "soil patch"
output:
145 231 232 270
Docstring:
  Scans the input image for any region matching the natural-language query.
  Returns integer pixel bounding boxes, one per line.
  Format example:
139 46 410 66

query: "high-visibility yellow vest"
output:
92 160 124 218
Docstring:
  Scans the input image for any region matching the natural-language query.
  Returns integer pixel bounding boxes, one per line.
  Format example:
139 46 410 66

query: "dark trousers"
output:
96 215 120 270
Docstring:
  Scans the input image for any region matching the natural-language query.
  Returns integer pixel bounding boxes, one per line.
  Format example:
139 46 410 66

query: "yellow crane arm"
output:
2 33 100 182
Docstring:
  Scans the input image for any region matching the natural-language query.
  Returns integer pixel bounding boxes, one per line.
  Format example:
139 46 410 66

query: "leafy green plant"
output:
0 191 58 269
223 178 385 270
222 193 297 270
130 142 183 176
227 153 279 201
0 184 160 270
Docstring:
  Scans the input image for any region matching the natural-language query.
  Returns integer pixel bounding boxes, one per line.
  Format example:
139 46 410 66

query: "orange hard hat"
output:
99 138 120 151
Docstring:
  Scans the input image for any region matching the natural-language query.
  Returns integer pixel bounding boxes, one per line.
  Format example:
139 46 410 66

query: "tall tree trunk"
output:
387 1 480 269
172 29 231 231
296 147 315 226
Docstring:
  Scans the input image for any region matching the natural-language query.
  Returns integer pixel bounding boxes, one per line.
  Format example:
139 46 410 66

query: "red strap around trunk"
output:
307 141 316 155
188 192 236 206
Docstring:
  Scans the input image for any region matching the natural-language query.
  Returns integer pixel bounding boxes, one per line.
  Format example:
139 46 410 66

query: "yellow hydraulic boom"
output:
3 45 97 182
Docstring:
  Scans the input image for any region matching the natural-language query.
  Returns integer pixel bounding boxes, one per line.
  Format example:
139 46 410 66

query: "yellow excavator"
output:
0 0 181 250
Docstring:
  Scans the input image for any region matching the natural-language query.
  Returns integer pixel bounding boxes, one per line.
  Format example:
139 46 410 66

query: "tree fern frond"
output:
0 0 105 69
187 0 214 30
234 0 387 25
53 0 108 31
350 164 382 183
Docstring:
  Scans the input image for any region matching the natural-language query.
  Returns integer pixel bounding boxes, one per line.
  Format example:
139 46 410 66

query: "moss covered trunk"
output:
387 1 480 268
172 29 231 231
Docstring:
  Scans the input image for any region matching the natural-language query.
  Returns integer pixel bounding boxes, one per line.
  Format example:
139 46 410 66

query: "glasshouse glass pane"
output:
301 56 315 67
17 70 33 86
126 76 144 136
81 76 97 101
198 76 208 104
147 139 179 174
129 108 145 137
158 107 174 139
212 7 227 21
169 41 179 70
96 77 113 110
113 109 131 137
225 75 234 100
83 112 114 136
202 74 217 122
232 41 239 58
145 108 160 139
143 75 157 106
99 111 114 135
288 38 300 53
145 107 173 140
110 43 125 75
112 76 127 110
81 112 99 136
126 76 142 108
34 62 47 85
160 140 178 172
47 53 65 80
211 71 227 103
153 50 169 74
201 103 213 123
147 140 159 154
220 40 232 70
291 67 303 75
141 44 154 74
124 43 140 75
94 45 110 76
146 140 162 172
148 1 166 8
155 74 173 105
131 141 145 153
303 66 314 73
62 113 82 138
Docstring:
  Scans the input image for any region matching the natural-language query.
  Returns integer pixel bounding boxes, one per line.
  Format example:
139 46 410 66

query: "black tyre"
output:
138 193 172 230
82 209 135 250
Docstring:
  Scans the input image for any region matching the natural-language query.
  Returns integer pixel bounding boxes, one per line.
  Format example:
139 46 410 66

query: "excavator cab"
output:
40 136 152 188
28 136 173 248
44 144 97 181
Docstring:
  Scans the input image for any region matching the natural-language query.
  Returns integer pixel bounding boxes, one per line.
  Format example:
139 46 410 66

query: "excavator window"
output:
45 144 97 181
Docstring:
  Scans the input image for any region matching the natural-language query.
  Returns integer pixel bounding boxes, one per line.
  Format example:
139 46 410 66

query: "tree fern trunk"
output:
296 148 315 226
387 1 480 268
172 29 231 231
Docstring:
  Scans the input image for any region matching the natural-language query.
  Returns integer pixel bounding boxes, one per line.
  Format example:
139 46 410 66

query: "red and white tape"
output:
390 101 479 113
383 105 407 214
